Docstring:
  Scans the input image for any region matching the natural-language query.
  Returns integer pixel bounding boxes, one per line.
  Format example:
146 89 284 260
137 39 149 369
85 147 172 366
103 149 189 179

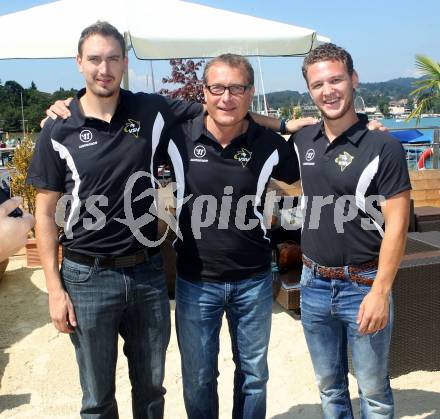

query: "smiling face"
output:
77 34 127 99
203 63 255 129
306 59 358 122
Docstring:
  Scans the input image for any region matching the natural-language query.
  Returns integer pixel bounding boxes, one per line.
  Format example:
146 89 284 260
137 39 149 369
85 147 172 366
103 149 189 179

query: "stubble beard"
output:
94 87 118 98
89 78 119 99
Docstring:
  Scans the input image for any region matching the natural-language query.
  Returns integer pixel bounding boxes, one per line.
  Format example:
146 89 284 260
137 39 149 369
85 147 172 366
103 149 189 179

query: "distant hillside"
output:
357 77 418 106
261 77 420 109
253 90 311 109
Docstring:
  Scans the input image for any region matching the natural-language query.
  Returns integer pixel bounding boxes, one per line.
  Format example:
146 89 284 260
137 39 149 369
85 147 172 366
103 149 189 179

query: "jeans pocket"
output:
351 281 372 295
300 266 314 287
61 258 95 284
351 268 376 295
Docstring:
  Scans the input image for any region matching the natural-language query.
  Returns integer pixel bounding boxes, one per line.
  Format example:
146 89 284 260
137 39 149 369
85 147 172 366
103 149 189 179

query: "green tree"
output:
378 98 390 117
293 107 302 119
52 87 78 101
2 107 21 131
3 80 23 108
407 55 440 122
280 106 291 119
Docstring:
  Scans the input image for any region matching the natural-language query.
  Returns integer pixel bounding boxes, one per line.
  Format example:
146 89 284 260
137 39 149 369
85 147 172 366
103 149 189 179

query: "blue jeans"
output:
61 253 171 419
300 259 394 419
175 271 273 419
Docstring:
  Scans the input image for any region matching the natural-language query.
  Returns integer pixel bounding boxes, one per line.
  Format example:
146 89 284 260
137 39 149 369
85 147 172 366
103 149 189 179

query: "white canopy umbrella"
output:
0 0 329 59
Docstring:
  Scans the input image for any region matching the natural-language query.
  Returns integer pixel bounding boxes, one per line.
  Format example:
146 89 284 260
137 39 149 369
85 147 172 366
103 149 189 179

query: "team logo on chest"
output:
335 151 354 172
234 148 252 167
123 119 141 138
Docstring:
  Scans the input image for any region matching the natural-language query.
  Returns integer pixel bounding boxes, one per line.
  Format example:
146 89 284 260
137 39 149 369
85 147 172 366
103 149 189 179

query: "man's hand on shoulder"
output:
366 119 388 132
286 117 319 134
40 97 74 128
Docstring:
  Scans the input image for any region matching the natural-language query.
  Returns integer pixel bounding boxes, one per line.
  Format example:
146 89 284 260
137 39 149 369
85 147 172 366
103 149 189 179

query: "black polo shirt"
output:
291 118 411 267
27 88 202 256
162 112 300 281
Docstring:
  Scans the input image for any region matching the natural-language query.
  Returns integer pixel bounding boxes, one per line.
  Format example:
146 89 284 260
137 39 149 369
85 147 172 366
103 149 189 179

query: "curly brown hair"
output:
302 43 354 82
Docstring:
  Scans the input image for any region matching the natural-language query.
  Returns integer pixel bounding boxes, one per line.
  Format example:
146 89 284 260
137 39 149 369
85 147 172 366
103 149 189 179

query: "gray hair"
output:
203 54 254 86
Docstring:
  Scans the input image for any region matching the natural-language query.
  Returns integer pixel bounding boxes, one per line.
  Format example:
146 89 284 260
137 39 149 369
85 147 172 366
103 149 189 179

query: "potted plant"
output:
8 133 64 267
7 134 39 266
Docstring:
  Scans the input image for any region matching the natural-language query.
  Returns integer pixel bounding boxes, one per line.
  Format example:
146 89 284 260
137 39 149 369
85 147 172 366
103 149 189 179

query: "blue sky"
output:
0 0 439 95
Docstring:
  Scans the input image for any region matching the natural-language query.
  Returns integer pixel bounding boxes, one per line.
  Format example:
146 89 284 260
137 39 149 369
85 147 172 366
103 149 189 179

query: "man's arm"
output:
0 197 35 261
357 190 410 334
250 112 317 133
41 100 318 134
36 189 77 334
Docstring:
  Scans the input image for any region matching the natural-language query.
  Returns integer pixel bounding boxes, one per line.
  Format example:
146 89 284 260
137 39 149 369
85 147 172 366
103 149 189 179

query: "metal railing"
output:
392 126 440 171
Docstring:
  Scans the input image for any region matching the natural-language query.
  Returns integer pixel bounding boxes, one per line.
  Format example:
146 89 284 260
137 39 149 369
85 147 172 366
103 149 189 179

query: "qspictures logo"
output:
56 170 387 246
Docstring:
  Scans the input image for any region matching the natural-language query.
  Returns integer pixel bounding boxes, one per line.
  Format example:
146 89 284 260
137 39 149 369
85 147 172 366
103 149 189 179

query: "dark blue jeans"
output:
61 253 171 419
300 258 394 419
175 271 273 419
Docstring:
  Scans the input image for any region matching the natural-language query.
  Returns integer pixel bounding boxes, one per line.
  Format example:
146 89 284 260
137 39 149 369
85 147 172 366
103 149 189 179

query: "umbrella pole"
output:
123 32 130 90
123 69 129 90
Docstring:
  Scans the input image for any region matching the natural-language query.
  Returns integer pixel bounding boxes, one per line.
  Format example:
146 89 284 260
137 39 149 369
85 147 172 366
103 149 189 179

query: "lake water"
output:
380 117 440 140
379 117 440 170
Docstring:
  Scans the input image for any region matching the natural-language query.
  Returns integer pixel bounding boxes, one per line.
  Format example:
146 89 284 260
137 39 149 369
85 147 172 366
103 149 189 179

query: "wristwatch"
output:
279 119 287 135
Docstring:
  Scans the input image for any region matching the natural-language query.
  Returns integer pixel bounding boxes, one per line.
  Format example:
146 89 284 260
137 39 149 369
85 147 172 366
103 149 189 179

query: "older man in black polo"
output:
162 54 304 419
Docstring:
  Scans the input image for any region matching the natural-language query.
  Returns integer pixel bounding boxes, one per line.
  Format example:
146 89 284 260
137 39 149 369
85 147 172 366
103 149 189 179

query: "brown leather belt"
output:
63 247 159 269
302 256 377 286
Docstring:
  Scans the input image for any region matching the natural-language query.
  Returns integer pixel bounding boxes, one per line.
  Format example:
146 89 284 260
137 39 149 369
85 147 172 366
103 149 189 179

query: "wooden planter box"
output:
0 258 9 282
26 238 62 267
273 267 301 313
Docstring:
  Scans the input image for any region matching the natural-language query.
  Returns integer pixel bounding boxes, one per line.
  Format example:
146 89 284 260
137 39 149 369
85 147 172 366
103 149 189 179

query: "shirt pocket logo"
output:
335 151 354 172
124 119 141 138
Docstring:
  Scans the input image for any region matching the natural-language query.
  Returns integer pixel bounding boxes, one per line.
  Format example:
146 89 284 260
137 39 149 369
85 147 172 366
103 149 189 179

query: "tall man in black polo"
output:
293 43 410 418
27 22 202 418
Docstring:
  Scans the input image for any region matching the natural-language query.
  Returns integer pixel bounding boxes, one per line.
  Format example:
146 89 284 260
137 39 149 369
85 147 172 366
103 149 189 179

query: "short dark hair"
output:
302 43 354 82
78 21 126 57
203 54 254 86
